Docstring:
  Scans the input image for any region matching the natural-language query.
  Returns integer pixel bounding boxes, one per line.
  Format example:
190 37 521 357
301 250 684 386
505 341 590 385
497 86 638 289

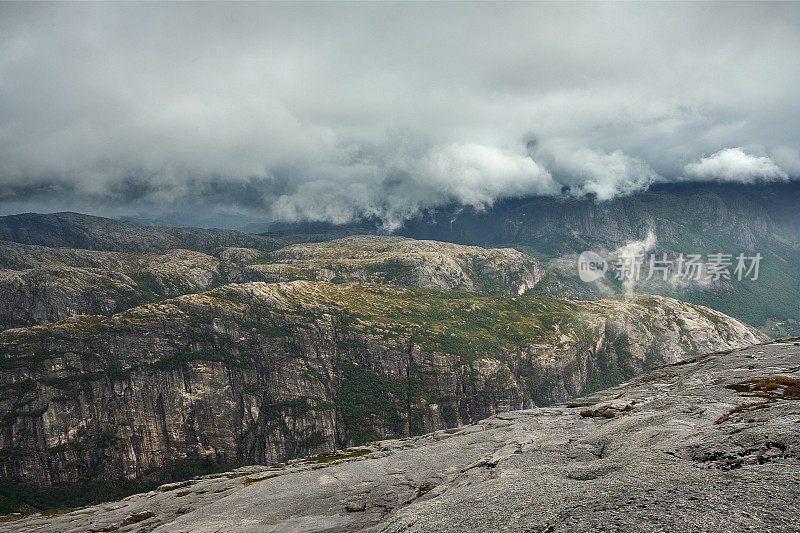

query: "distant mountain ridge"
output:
0 212 285 253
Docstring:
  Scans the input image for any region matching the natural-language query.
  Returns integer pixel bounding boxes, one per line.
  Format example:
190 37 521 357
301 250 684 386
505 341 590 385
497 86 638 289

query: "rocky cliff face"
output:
244 235 544 295
2 339 796 532
0 281 764 496
0 236 544 331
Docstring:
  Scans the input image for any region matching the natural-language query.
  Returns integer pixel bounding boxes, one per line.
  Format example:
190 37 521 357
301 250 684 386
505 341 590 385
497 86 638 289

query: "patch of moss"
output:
714 401 773 424
579 409 616 419
415 483 436 498
39 507 79 519
242 473 280 487
157 480 193 492
120 511 155 526
301 448 371 465
724 376 800 400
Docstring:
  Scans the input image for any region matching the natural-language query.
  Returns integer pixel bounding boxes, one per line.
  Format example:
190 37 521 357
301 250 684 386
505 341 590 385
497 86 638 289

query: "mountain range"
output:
0 180 796 517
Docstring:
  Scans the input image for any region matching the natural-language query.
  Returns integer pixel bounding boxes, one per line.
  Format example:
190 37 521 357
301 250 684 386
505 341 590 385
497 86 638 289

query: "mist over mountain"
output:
396 181 799 251
1 181 796 338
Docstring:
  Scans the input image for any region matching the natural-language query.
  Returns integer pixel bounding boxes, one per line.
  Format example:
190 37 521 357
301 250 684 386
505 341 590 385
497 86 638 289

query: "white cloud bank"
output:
611 230 658 294
271 143 558 230
684 148 789 183
416 144 558 206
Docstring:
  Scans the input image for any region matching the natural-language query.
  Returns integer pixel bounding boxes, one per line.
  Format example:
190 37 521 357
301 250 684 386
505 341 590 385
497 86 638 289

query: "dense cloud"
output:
0 3 797 227
551 149 661 201
683 148 789 183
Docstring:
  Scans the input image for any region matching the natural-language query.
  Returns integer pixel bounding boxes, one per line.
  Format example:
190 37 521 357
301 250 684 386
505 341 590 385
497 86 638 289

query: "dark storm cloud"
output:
0 2 797 227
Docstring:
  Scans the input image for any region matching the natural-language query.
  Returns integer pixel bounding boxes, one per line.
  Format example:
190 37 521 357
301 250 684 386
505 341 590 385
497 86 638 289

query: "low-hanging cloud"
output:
611 230 658 294
683 148 790 183
0 3 797 227
271 143 558 230
556 149 662 200
415 144 558 208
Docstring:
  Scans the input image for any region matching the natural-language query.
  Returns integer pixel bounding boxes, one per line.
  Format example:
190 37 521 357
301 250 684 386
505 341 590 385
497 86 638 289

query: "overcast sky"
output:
0 2 797 228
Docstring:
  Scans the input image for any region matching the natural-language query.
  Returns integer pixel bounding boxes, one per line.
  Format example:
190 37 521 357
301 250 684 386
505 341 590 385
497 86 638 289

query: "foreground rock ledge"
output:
3 339 799 533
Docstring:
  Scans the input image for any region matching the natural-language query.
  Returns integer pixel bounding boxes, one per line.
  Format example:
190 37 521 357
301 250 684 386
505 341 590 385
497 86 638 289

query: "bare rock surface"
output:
244 235 544 296
0 235 545 331
3 339 797 532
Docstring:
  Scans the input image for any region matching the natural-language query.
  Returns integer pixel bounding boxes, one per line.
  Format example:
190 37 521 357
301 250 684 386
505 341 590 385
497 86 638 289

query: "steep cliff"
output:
0 281 764 500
